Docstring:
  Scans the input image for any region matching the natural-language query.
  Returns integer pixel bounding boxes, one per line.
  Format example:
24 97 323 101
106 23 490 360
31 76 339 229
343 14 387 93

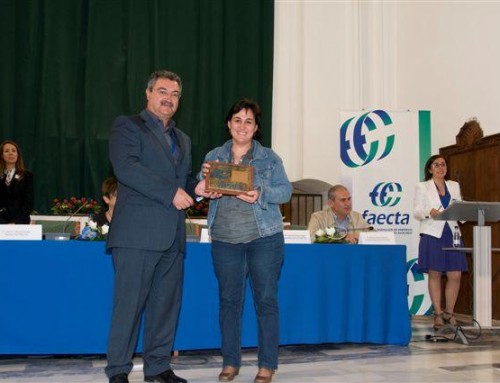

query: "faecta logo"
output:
340 110 395 168
363 181 409 225
369 182 402 207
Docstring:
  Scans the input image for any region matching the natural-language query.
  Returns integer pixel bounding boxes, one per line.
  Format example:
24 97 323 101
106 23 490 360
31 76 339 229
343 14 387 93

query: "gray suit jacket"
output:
107 109 197 252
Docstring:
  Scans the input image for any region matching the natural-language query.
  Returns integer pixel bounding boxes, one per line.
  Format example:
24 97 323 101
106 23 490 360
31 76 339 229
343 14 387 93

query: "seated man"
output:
308 184 369 243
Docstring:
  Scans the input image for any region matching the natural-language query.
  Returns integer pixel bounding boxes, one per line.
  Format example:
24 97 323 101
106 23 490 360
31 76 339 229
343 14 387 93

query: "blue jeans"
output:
212 232 284 370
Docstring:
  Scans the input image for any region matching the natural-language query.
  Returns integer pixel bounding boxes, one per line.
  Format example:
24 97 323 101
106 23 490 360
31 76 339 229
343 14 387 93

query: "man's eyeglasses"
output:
153 88 181 100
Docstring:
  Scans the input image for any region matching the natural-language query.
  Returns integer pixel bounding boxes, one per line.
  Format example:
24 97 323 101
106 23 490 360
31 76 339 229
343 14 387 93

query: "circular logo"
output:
340 110 395 168
369 182 402 207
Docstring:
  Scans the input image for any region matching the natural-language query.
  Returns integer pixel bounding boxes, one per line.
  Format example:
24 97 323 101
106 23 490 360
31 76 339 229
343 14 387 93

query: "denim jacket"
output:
202 140 292 238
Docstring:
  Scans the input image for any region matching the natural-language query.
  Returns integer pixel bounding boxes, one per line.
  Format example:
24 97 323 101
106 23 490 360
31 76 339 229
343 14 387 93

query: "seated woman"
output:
93 176 117 226
0 140 34 224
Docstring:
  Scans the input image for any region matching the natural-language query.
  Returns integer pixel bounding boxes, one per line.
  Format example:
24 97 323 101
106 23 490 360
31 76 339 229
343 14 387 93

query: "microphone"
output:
45 201 91 241
348 226 374 232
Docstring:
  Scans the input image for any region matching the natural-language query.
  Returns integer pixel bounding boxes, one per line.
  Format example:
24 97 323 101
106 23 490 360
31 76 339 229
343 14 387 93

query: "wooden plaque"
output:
205 161 254 195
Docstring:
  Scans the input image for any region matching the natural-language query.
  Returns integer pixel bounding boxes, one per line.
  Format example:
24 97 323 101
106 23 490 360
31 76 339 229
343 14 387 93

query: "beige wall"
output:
273 0 500 184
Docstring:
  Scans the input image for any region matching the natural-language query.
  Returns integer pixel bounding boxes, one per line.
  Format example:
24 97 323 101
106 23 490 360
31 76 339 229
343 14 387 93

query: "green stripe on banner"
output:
418 111 431 181
409 294 424 315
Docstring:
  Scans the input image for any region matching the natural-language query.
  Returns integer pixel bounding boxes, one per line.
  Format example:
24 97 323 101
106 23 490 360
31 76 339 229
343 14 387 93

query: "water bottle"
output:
453 226 461 248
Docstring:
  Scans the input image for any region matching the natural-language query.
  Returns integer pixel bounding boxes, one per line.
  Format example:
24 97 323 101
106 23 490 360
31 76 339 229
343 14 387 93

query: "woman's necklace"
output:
434 180 445 196
232 154 242 164
231 146 250 165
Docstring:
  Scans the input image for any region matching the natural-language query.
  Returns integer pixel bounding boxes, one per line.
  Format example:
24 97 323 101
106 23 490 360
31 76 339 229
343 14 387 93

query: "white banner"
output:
339 110 431 315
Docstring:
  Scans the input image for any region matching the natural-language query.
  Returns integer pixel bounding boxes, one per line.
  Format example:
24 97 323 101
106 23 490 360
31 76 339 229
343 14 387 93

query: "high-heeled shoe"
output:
443 311 457 326
218 366 240 382
433 312 444 330
254 368 274 383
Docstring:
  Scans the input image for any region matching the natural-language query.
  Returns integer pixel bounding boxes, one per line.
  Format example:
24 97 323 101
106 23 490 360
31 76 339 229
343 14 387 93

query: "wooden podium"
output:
436 201 500 327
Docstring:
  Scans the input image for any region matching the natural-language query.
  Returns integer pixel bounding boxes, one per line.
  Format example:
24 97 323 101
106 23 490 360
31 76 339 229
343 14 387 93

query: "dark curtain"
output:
0 0 274 213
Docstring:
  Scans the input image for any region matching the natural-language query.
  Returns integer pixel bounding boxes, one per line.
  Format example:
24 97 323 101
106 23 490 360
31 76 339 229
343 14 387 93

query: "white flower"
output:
101 224 109 235
88 220 98 230
325 227 336 237
315 229 326 237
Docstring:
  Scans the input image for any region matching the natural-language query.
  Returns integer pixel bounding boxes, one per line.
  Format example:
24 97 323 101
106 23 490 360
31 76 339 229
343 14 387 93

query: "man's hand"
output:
172 188 194 210
345 233 358 244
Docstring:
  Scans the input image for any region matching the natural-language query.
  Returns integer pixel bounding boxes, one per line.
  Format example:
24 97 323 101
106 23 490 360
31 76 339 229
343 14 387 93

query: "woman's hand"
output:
236 189 259 204
201 161 217 178
429 208 441 218
195 179 222 199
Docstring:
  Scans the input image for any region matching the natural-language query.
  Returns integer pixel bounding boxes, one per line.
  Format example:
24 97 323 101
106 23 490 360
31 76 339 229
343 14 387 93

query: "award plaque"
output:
205 161 254 195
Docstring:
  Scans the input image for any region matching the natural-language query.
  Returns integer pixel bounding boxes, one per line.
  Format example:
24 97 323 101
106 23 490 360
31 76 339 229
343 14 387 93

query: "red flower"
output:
50 196 102 216
187 199 209 217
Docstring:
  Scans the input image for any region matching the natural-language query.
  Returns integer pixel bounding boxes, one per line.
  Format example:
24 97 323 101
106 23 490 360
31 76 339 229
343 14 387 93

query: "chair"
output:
280 179 332 227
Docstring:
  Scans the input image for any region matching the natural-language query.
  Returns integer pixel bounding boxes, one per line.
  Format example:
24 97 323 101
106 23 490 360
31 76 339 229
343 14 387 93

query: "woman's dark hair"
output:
424 154 448 181
0 140 26 175
224 98 262 142
101 176 118 198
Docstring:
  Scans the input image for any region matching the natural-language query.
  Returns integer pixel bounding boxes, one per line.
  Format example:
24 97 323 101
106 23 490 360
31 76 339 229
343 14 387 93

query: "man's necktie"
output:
167 127 179 163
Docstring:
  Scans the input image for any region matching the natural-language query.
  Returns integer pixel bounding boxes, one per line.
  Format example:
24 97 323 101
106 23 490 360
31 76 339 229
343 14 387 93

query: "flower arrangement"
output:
51 197 101 216
187 198 209 218
314 226 347 243
78 220 109 241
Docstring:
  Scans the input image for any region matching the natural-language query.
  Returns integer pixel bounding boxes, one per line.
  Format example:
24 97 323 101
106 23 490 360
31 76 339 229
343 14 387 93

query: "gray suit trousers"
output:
105 241 183 378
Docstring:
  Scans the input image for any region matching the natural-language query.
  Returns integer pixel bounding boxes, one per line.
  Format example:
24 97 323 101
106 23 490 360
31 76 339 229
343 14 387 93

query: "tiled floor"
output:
2 316 500 382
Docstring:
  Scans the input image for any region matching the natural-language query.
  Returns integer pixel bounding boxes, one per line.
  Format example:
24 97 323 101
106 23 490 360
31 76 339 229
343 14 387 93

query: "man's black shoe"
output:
109 373 129 383
144 369 187 383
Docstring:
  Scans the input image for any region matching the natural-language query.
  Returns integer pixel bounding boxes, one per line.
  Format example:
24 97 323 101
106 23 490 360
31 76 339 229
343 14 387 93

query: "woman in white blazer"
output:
413 154 467 330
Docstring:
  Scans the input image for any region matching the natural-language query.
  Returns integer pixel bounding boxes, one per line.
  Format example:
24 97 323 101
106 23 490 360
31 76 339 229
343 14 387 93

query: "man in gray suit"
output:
105 70 198 383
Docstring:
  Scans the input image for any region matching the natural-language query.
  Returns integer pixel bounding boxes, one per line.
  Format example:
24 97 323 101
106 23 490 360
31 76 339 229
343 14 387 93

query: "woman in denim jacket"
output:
195 99 292 383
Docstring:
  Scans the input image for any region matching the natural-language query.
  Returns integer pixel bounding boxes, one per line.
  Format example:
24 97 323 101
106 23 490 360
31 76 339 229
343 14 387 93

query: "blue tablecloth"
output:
0 241 410 354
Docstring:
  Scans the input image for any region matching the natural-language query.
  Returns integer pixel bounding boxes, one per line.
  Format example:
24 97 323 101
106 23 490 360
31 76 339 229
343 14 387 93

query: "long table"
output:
0 241 411 354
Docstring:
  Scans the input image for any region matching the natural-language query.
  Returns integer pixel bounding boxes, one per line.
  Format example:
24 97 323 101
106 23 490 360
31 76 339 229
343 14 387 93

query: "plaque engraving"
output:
205 162 254 195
